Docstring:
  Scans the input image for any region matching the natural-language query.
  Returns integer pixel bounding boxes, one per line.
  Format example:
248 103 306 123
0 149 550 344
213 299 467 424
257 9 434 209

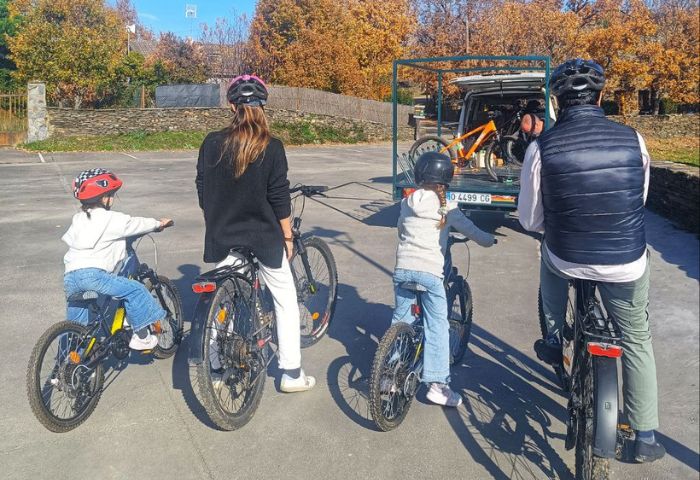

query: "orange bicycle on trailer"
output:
409 111 522 181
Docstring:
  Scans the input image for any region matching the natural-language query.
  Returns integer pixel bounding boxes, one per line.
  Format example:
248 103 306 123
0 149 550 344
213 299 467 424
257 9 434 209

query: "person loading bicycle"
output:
196 75 314 393
393 151 495 406
518 58 665 462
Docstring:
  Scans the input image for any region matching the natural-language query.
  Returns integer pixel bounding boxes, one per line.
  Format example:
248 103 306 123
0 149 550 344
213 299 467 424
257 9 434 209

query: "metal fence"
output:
0 92 27 145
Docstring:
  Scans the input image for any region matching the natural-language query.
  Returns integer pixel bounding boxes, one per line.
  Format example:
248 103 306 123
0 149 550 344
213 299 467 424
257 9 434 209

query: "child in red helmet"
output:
62 168 172 350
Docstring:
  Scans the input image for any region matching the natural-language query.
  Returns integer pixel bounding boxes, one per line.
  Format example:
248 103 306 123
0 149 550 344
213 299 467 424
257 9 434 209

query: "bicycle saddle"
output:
400 282 428 293
67 290 100 302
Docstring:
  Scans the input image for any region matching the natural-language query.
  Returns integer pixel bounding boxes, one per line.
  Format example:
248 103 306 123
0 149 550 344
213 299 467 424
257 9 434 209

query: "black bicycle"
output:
368 232 474 431
538 281 623 480
26 225 183 432
289 184 338 347
188 185 337 430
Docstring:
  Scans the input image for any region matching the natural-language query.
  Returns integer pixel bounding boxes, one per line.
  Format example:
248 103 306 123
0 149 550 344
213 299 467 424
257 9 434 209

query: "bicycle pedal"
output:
140 349 153 355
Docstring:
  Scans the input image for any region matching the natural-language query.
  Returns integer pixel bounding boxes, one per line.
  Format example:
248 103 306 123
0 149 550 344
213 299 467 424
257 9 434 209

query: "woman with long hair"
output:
196 75 314 392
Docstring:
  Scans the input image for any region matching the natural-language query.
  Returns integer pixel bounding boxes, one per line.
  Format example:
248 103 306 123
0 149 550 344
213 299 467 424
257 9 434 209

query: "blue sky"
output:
110 1 257 38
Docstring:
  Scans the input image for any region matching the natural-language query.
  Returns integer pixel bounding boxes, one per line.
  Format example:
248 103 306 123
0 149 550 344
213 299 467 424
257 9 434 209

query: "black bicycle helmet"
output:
226 74 268 106
549 58 605 99
414 151 454 187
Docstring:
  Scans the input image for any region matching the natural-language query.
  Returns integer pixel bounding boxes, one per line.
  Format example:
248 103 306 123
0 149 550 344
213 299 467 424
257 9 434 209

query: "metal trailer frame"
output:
391 55 552 204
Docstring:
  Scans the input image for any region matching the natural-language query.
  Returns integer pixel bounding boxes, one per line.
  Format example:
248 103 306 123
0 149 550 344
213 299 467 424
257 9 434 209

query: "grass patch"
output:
22 120 370 152
22 130 206 152
646 136 699 166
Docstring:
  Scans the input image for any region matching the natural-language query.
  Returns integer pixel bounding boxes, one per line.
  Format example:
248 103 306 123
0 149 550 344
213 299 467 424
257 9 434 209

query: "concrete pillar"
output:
27 82 49 142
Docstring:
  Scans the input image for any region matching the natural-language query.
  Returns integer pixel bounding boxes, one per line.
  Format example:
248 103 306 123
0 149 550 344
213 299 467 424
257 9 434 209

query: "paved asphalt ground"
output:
1 144 698 480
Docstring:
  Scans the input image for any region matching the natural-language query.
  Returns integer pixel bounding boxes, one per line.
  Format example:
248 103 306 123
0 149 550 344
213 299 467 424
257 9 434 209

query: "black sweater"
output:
196 131 291 268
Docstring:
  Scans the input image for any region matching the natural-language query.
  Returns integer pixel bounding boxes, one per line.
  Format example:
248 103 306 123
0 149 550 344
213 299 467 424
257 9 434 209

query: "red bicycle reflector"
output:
411 304 421 316
192 282 216 294
587 342 623 358
403 188 416 198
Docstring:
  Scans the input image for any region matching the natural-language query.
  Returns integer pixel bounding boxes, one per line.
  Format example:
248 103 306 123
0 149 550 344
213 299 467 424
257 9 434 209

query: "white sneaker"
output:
426 383 463 407
129 332 159 351
280 369 316 393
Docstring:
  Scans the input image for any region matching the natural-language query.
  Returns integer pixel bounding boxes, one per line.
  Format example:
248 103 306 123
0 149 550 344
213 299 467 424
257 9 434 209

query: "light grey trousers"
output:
540 249 659 431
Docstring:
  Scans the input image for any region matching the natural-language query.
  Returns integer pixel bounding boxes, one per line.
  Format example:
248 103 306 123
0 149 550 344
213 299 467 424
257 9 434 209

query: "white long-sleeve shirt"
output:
62 208 161 273
518 132 650 283
396 189 495 278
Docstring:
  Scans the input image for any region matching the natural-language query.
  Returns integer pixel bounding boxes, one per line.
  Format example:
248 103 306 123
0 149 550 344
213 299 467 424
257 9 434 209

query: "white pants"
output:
216 251 301 370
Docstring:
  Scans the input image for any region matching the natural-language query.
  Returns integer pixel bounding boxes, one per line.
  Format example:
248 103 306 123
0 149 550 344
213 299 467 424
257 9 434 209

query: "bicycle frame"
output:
76 239 174 367
440 119 498 163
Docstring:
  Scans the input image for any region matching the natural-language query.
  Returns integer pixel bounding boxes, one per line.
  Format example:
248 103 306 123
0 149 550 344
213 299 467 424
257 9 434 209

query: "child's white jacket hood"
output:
62 208 160 273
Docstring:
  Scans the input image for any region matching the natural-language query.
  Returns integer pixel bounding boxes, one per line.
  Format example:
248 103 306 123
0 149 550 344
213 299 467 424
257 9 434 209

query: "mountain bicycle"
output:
188 185 337 430
26 224 183 433
538 281 623 480
409 111 523 182
368 232 477 432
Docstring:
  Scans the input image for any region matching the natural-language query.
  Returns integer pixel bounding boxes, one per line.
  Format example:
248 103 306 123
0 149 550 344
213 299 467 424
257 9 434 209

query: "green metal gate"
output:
0 92 27 145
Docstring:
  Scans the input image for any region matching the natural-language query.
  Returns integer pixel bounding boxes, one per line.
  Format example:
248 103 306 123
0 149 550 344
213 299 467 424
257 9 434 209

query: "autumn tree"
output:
115 0 153 40
148 32 207 84
8 0 125 108
200 13 252 79
0 0 17 90
644 1 699 113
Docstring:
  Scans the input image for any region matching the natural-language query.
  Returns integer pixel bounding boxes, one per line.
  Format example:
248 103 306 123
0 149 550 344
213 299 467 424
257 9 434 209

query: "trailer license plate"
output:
447 192 492 204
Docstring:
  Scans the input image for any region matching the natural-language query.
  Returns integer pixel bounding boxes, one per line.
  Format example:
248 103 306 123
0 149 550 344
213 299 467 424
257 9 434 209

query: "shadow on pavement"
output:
446 324 572 480
644 210 699 280
168 264 222 430
326 283 392 430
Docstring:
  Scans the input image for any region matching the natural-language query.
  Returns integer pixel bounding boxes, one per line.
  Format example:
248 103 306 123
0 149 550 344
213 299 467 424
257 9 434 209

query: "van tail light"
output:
587 342 623 358
192 282 216 294
411 304 421 316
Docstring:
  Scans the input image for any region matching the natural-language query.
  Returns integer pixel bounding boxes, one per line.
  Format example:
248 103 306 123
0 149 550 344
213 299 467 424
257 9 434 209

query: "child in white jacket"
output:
62 168 171 350
392 152 495 407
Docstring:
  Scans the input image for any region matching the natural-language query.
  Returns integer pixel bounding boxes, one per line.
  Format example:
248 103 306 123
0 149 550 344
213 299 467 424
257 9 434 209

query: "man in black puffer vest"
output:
518 59 665 463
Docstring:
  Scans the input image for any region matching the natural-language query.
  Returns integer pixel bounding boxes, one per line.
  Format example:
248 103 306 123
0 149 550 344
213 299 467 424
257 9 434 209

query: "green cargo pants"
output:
539 247 659 431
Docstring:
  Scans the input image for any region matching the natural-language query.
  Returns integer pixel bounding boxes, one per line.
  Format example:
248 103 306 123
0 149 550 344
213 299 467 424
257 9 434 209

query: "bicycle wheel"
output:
291 237 338 348
503 134 528 166
369 322 418 431
195 277 266 431
575 356 611 480
408 135 457 163
447 278 473 365
26 321 104 432
149 275 184 359
485 136 521 182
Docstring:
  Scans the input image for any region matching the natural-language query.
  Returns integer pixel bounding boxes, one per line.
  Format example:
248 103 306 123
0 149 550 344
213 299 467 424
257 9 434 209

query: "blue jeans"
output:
392 268 449 384
64 268 165 332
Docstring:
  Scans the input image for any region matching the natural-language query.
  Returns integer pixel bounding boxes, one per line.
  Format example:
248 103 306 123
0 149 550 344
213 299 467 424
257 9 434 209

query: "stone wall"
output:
647 161 699 234
46 107 414 141
608 114 698 139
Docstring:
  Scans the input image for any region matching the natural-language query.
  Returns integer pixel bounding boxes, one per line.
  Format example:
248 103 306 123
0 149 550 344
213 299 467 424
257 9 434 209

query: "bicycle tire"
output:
195 278 266 431
575 356 611 480
27 321 104 433
291 237 338 348
408 135 457 163
448 278 473 365
150 275 184 359
369 322 418 432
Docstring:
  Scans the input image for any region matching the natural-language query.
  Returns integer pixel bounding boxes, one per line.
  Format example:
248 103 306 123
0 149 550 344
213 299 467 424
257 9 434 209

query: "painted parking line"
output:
38 153 45 163
121 152 138 159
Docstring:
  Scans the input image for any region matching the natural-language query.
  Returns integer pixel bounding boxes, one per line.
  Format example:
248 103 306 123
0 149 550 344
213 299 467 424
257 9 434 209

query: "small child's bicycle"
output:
368 232 477 431
26 225 183 432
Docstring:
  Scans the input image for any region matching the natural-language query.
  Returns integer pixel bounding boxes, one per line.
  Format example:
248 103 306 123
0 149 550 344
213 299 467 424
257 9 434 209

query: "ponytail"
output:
423 183 448 229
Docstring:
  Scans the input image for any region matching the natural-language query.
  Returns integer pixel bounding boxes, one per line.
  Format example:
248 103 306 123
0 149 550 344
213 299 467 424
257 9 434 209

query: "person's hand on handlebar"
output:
157 218 174 231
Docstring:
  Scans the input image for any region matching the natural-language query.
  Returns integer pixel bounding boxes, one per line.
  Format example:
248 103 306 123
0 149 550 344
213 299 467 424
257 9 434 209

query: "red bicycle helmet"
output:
72 168 123 201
